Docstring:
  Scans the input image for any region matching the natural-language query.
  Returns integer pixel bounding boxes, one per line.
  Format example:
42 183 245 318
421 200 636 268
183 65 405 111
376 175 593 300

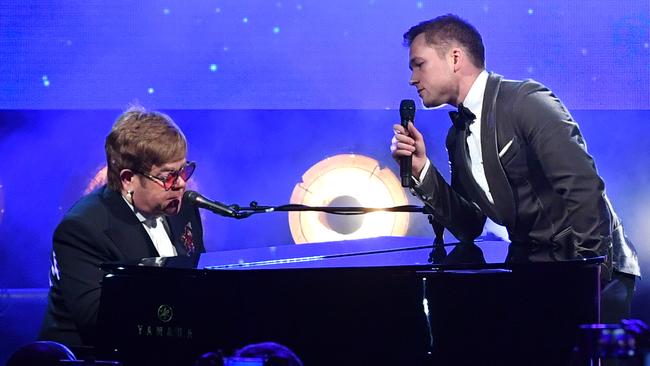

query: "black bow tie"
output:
449 103 476 133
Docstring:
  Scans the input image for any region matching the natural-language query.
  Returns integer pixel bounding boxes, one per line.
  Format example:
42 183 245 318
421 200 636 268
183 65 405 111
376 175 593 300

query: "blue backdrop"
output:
1 1 648 109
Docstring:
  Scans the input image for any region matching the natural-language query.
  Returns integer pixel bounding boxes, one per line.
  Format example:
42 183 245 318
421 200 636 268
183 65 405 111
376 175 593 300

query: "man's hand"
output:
390 122 427 179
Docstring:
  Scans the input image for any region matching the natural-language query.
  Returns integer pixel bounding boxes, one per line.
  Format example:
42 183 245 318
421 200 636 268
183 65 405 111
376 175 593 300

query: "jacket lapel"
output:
481 72 517 229
166 216 189 256
102 187 159 258
448 120 501 222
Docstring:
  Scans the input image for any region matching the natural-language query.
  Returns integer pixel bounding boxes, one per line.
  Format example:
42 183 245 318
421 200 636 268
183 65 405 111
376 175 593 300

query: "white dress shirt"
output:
415 69 495 204
462 70 494 204
122 196 178 257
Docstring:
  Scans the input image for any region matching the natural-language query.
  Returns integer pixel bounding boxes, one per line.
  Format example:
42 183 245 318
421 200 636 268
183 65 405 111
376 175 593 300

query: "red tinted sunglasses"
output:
135 161 196 191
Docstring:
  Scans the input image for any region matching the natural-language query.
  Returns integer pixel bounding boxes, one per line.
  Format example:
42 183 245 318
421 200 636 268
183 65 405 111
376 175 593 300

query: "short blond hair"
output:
105 106 187 191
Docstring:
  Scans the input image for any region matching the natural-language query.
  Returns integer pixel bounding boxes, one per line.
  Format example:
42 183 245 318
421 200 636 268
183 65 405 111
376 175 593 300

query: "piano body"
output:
96 237 600 365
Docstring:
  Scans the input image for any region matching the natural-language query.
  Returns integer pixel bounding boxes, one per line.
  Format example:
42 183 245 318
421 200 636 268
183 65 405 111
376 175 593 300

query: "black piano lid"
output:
100 236 603 274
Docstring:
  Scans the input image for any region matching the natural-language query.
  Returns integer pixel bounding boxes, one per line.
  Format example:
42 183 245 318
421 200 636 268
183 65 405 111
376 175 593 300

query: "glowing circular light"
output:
85 166 108 194
288 154 409 244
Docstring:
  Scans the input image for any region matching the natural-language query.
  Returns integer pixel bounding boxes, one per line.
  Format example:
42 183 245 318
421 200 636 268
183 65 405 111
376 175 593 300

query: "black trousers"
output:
600 271 637 324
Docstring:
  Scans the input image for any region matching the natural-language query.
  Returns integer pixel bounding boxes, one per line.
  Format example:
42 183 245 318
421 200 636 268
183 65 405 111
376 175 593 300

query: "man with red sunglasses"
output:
39 106 204 354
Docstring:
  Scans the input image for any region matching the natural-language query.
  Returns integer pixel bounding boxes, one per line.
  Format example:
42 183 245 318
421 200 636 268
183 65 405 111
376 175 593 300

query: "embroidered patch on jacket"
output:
181 222 195 256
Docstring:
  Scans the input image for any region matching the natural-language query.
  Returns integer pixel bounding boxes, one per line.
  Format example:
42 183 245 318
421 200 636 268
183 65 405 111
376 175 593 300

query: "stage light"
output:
288 154 409 244
85 166 108 194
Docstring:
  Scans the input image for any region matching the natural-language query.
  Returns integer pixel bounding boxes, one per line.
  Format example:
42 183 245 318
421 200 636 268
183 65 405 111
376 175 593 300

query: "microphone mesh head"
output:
400 99 416 121
183 190 199 203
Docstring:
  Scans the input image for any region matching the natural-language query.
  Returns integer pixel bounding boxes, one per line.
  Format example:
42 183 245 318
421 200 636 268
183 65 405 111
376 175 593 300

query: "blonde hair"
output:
105 106 187 191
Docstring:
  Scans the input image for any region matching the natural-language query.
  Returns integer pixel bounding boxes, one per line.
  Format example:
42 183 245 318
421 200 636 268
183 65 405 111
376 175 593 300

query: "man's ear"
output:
119 169 135 192
450 47 463 72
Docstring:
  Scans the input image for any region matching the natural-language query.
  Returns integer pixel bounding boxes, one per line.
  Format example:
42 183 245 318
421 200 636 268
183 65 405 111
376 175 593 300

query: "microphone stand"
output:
222 201 447 264
428 214 447 264
231 202 428 217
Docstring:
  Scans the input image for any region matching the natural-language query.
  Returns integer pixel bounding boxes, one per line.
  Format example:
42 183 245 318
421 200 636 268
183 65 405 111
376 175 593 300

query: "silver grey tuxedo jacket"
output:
413 72 639 277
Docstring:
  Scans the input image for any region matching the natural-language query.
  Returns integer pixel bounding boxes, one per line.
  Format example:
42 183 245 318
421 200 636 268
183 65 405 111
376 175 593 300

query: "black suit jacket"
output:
39 185 204 347
414 72 639 277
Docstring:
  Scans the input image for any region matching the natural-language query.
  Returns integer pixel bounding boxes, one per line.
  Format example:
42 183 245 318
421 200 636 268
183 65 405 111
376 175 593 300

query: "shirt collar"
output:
461 69 489 117
121 194 161 228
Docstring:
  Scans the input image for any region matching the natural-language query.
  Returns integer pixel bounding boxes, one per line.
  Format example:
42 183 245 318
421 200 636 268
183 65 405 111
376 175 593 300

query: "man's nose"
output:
174 175 188 190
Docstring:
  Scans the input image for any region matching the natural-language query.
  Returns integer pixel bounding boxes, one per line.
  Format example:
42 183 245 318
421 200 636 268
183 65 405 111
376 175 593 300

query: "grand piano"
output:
96 236 601 366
